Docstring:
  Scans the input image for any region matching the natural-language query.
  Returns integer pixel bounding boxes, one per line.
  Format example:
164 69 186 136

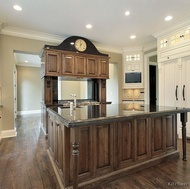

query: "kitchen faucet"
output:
70 94 77 108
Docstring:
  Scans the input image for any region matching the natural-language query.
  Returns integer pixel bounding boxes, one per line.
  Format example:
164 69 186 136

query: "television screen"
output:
125 72 141 83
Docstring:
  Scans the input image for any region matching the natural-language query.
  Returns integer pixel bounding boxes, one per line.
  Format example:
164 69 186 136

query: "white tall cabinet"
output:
156 23 190 138
159 57 190 137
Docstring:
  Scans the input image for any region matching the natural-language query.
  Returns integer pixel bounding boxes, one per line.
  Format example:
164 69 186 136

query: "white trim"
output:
152 18 190 38
17 110 41 115
1 26 63 43
2 128 17 138
144 51 158 105
1 26 123 54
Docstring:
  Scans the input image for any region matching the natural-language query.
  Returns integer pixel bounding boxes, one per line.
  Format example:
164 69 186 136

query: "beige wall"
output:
17 66 41 112
0 35 55 131
0 34 122 134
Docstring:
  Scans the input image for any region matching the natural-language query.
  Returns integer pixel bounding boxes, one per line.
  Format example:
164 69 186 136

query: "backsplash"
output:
122 88 144 100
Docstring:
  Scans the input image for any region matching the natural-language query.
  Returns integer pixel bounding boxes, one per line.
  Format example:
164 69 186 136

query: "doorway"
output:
149 65 156 106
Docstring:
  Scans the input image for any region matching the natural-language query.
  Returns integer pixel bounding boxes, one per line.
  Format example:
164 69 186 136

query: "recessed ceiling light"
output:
125 11 130 16
86 24 92 29
13 5 22 11
24 60 28 63
130 35 136 39
165 16 173 21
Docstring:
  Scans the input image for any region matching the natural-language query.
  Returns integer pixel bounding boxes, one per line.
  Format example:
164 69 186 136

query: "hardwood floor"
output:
0 114 190 189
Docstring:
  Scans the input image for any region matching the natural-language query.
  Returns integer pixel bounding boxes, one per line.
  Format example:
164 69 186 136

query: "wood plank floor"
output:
0 114 190 189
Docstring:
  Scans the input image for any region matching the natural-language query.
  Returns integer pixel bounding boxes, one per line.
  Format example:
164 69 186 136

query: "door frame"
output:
144 51 158 105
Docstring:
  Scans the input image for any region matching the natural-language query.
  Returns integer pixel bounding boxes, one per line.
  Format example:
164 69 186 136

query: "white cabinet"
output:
170 29 190 47
124 53 142 72
157 26 190 62
159 57 190 137
123 50 144 88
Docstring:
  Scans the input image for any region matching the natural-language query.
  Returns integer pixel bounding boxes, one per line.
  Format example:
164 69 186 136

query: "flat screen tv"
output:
125 72 141 83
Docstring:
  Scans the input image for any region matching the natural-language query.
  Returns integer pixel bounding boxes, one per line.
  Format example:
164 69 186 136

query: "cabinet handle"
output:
175 85 178 101
183 85 185 101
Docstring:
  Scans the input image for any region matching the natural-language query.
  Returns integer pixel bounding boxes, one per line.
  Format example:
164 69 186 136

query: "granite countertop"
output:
47 104 190 128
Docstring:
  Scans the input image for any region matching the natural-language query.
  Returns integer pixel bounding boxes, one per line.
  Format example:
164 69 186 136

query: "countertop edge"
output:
47 106 190 128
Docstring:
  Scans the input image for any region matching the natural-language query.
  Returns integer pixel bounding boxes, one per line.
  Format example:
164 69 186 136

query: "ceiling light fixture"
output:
165 16 173 21
86 24 92 29
13 5 22 11
125 11 130 16
130 35 136 39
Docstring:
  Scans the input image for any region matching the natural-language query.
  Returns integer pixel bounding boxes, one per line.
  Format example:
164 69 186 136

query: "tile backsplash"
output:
122 88 144 100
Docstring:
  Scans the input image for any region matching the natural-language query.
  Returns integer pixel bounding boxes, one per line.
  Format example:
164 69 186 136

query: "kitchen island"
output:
47 104 190 189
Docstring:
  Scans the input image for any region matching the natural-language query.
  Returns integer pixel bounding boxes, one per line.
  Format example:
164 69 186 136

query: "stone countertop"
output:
47 104 190 128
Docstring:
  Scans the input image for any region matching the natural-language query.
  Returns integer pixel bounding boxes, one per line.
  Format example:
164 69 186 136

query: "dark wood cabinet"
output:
151 114 177 157
98 57 109 78
74 56 87 76
45 51 61 76
41 49 109 79
42 77 58 105
61 53 75 75
87 57 98 77
47 109 178 188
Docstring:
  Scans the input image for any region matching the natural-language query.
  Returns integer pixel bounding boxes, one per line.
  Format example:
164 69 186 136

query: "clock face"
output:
74 39 87 52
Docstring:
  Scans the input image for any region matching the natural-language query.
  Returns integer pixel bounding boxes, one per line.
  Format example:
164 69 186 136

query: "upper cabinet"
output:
122 50 143 88
156 25 190 62
41 49 109 79
45 51 61 76
40 36 109 79
61 53 75 75
98 57 109 78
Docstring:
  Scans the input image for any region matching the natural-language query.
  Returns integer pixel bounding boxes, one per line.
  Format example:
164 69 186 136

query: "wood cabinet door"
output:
46 52 60 76
98 58 109 78
61 54 75 75
44 77 52 105
74 56 87 76
87 57 98 77
151 114 177 157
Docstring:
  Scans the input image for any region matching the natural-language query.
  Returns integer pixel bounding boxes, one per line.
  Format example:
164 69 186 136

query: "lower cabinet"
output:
47 112 177 188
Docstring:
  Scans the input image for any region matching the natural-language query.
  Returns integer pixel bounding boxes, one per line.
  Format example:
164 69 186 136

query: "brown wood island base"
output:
46 104 190 189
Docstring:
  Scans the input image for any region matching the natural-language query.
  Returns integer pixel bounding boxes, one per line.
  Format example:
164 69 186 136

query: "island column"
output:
71 127 80 189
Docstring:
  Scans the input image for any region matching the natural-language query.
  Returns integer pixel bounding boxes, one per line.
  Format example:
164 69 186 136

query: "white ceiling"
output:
1 0 190 66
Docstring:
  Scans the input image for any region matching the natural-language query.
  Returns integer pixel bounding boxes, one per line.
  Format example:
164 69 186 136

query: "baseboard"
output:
2 127 17 138
17 110 41 115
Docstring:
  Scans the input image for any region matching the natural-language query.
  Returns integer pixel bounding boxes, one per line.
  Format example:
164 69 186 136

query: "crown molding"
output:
152 16 190 38
123 46 143 52
1 26 123 54
1 26 63 43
